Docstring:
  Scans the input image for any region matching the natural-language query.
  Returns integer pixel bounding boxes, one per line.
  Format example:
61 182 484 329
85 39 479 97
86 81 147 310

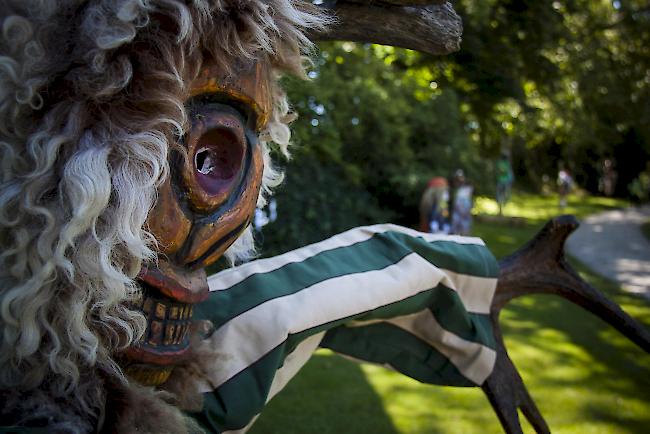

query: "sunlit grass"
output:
472 192 629 258
473 192 628 223
250 193 649 434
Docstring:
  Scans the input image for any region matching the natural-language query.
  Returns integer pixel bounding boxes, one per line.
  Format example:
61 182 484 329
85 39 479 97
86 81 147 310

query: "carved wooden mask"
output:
145 60 270 295
122 60 271 384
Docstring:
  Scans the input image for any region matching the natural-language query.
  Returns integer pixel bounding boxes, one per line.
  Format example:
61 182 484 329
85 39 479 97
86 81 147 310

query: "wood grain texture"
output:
310 1 462 56
346 0 446 5
146 178 192 255
191 61 273 131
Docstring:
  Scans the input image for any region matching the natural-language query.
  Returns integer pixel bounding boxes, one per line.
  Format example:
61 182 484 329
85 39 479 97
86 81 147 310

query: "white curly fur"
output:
0 1 328 432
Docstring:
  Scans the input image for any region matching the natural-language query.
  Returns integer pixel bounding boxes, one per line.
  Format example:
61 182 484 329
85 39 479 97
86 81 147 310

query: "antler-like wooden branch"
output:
346 0 447 5
485 215 650 433
496 215 650 352
309 1 462 56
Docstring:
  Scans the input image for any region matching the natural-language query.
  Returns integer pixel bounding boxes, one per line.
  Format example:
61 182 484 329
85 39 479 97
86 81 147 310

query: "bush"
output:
628 172 650 203
258 153 394 257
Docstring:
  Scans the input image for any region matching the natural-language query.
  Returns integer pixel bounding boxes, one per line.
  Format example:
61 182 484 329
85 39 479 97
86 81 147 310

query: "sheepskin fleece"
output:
0 1 327 432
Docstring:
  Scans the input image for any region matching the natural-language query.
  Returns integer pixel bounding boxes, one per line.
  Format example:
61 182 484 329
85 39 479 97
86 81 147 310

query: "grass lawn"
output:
249 193 650 434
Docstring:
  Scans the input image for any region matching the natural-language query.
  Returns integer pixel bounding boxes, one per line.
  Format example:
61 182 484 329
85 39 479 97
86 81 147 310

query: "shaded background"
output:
257 0 650 256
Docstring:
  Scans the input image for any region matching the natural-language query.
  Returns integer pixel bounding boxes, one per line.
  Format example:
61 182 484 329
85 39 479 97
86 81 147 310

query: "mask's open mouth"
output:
120 261 210 385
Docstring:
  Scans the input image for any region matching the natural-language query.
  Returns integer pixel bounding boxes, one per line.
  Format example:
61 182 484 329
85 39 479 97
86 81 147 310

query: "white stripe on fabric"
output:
200 253 493 390
266 332 325 402
208 224 486 291
438 269 496 314
221 333 325 434
350 310 496 384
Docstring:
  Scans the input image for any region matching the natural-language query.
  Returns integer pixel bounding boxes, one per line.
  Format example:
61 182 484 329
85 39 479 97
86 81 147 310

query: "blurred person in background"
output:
599 159 618 197
419 177 450 234
496 152 514 215
558 163 573 209
451 169 474 235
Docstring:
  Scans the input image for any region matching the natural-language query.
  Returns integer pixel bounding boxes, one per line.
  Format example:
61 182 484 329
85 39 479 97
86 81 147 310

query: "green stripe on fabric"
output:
193 319 479 432
189 343 286 432
400 233 498 278
334 284 495 349
427 284 495 350
197 232 497 328
320 322 476 387
191 284 493 432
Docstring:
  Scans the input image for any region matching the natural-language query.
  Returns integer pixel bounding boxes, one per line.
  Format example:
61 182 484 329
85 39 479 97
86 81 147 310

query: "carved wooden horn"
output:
309 0 463 56
496 215 650 351
485 216 650 433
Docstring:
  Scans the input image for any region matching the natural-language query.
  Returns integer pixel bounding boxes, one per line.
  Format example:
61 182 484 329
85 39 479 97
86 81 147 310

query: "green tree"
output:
260 1 650 254
260 42 489 255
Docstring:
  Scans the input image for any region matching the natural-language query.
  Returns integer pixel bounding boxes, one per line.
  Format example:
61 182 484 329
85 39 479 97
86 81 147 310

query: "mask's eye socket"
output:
193 127 244 195
181 106 248 212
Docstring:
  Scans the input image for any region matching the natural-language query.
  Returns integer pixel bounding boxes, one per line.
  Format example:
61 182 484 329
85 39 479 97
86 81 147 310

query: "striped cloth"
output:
189 224 499 433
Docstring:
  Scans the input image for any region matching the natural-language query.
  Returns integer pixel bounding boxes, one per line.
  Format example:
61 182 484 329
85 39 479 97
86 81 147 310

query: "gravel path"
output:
566 204 650 299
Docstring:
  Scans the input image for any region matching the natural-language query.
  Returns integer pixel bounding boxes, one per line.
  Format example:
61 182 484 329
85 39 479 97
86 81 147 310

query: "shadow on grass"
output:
502 293 650 389
584 403 650 434
249 353 401 434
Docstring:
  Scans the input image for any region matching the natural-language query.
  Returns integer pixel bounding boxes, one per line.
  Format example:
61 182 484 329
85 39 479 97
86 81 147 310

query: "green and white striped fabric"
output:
189 224 499 433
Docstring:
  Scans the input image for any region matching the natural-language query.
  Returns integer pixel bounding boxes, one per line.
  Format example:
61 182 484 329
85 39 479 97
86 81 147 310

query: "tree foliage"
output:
260 0 650 254
444 0 650 192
